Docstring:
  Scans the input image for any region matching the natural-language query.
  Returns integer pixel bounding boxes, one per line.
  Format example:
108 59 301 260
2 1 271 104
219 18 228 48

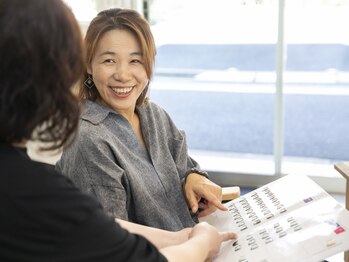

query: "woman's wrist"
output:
171 228 192 245
183 167 209 185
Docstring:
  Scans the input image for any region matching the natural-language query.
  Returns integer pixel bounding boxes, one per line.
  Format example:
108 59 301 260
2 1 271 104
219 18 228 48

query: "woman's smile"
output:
110 85 135 97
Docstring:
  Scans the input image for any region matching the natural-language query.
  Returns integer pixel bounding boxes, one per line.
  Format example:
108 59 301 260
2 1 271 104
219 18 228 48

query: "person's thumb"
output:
188 191 199 213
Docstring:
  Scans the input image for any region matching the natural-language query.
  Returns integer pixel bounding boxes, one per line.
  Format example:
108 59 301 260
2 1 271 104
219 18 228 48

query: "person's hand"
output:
184 173 228 217
171 227 192 245
190 222 237 260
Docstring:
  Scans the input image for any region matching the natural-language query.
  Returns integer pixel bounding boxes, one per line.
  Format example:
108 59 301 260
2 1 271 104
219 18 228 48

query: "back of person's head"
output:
0 0 85 150
79 8 156 105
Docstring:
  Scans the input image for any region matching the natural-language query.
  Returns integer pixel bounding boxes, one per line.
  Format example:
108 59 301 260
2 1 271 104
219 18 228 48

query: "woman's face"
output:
88 29 148 115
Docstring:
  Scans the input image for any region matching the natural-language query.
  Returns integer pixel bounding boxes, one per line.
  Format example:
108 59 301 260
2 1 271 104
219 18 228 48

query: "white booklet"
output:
200 174 349 262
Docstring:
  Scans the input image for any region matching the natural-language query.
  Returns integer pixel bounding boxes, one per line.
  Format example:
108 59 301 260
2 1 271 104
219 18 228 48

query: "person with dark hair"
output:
56 7 228 232
0 0 236 261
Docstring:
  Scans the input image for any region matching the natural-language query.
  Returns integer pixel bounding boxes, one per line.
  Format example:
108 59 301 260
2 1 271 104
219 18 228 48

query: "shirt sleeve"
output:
56 126 129 220
158 107 203 180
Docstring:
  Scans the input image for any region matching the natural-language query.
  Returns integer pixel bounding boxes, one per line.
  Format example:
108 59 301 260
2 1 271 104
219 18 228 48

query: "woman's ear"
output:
87 65 92 75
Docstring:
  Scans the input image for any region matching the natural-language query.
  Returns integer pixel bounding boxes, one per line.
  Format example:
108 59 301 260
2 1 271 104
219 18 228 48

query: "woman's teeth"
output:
111 86 133 94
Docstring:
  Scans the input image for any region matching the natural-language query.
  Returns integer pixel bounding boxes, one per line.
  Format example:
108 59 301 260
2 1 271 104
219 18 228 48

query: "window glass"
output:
149 0 278 175
149 0 348 187
282 1 349 177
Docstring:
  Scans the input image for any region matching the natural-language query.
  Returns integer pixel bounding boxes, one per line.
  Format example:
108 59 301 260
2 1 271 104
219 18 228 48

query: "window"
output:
148 0 348 193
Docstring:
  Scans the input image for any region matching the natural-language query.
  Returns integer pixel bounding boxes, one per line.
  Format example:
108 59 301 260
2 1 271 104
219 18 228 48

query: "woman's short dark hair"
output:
0 0 85 150
79 8 156 105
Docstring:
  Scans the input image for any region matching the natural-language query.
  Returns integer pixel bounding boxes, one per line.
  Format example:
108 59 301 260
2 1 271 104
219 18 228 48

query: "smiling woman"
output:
88 29 149 119
56 7 229 232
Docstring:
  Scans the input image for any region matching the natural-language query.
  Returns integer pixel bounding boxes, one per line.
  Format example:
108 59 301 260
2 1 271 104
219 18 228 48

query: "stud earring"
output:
84 75 95 89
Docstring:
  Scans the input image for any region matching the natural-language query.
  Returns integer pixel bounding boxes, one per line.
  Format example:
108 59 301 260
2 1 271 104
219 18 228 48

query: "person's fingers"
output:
212 198 228 211
198 190 228 211
220 232 238 242
197 199 221 217
197 204 216 217
187 190 199 213
203 195 227 211
198 209 212 217
198 201 208 209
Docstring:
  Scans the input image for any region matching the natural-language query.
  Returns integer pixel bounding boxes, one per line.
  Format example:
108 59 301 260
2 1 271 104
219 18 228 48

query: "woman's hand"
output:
159 222 237 262
183 173 228 217
189 222 237 260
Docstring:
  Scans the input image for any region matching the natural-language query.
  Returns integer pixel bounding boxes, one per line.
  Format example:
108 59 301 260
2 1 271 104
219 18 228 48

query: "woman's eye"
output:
131 59 142 64
104 59 115 63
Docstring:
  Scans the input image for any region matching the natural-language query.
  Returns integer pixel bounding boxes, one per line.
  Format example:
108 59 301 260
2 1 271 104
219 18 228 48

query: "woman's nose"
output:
113 64 130 81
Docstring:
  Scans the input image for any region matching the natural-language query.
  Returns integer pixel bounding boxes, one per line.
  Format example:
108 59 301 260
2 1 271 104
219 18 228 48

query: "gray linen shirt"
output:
56 100 200 231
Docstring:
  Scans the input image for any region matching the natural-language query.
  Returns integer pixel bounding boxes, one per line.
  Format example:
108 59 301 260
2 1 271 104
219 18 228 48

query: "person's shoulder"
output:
16 156 102 214
0 143 57 186
1 147 91 211
140 100 170 118
147 99 165 110
18 156 78 193
76 101 112 139
80 100 113 126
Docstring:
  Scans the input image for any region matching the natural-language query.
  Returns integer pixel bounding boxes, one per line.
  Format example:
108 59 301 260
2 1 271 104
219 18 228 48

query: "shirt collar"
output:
81 100 115 125
81 100 146 125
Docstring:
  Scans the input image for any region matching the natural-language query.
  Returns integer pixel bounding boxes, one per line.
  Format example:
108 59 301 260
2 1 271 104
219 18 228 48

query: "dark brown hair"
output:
0 0 85 150
79 8 156 105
